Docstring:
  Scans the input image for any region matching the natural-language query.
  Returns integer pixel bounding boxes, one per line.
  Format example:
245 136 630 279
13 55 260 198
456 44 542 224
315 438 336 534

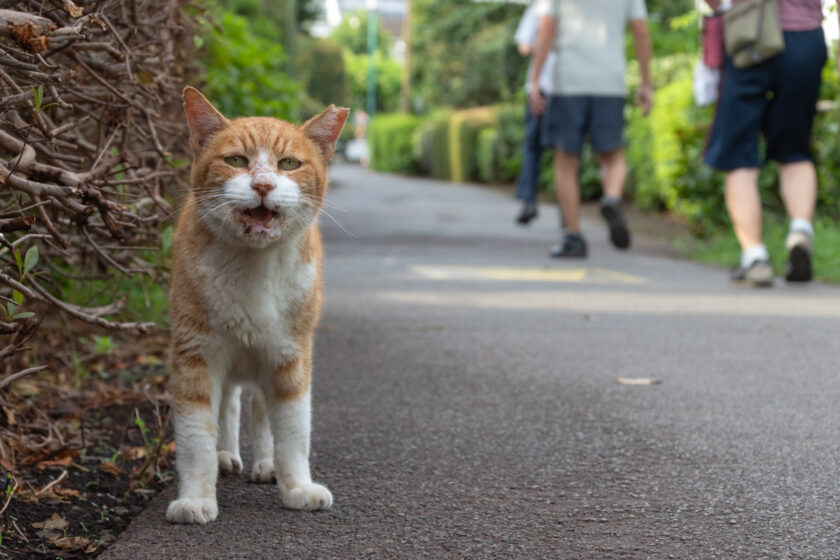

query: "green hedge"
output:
475 127 498 184
448 107 496 182
412 107 495 183
368 113 422 174
370 51 840 236
414 110 452 179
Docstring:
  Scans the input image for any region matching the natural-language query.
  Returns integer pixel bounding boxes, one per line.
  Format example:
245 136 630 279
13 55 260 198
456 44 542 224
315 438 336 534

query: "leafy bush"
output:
202 12 301 119
368 113 422 173
411 0 527 109
296 38 351 112
623 74 723 233
343 49 404 114
813 54 840 219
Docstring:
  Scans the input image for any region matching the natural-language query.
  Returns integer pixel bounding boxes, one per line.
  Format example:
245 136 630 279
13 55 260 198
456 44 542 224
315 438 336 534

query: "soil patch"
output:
1 327 172 558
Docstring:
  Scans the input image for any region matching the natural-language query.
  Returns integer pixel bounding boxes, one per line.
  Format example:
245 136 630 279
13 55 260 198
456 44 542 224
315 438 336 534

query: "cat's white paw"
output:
218 450 243 475
166 498 218 524
250 458 275 483
281 482 333 511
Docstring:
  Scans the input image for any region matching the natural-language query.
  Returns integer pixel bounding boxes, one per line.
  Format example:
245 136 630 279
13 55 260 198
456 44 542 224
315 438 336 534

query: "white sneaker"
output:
731 258 774 287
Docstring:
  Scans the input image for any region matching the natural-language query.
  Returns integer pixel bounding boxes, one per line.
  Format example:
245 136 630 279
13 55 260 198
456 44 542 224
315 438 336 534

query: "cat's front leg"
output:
266 353 332 511
166 354 223 524
249 386 275 483
217 381 243 475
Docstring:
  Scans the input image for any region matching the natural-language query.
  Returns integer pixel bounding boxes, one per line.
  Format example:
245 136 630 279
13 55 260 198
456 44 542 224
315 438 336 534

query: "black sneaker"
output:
516 201 538 225
600 199 631 250
549 234 587 258
731 258 774 287
785 230 813 283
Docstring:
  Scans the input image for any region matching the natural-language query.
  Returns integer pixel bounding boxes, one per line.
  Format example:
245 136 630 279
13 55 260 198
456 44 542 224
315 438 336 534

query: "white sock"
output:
789 218 814 237
741 244 769 268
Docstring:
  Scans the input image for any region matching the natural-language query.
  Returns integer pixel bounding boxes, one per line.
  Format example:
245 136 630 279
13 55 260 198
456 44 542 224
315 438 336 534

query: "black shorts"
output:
540 95 626 155
704 28 827 170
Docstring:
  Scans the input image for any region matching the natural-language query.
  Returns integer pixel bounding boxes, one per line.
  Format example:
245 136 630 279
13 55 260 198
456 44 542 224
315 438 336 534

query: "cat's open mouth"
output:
240 204 281 234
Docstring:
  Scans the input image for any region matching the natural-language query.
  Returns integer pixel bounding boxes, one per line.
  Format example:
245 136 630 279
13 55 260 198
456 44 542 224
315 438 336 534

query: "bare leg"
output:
596 148 628 199
725 168 763 250
217 382 242 475
554 150 581 232
249 386 275 483
779 161 816 282
779 161 817 221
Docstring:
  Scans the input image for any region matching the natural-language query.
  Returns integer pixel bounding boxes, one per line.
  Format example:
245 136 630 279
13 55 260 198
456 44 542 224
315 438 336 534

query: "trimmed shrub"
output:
449 107 496 182
414 110 453 180
473 102 534 187
476 127 499 184
368 113 422 173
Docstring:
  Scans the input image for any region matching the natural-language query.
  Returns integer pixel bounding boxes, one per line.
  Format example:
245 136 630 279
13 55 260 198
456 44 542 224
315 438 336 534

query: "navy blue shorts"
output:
541 95 626 155
705 28 827 171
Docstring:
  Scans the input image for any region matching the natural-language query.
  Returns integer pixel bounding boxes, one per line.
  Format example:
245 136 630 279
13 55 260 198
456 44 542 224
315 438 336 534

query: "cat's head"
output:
182 87 349 248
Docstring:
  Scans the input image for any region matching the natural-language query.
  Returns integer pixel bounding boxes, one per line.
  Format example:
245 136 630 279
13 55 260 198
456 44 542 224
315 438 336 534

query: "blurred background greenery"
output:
82 0 840 328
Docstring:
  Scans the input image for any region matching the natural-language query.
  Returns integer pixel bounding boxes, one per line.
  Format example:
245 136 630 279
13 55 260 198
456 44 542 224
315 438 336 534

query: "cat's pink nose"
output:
252 182 274 197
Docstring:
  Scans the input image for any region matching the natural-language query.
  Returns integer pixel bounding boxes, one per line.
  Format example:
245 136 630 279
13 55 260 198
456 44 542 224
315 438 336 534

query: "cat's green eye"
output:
224 155 249 168
278 158 301 171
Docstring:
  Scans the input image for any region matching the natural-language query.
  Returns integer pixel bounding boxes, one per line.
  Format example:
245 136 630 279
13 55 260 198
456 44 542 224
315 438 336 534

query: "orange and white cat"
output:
166 87 348 524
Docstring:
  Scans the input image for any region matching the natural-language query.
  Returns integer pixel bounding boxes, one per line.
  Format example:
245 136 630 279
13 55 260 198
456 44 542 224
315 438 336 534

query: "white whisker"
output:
304 201 356 239
198 200 239 222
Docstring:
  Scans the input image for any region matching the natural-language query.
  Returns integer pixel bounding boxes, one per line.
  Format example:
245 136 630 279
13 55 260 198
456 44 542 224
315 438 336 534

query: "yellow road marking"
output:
411 265 645 284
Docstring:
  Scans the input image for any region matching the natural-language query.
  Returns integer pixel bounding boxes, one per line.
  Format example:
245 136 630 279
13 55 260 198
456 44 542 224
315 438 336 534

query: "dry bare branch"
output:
1 0 194 375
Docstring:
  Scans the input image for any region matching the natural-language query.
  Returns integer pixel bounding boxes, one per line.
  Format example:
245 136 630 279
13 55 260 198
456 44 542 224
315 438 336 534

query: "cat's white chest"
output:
198 242 315 354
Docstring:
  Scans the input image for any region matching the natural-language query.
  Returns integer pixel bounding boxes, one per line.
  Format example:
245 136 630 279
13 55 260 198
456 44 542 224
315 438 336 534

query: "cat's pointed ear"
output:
301 105 350 161
183 87 229 153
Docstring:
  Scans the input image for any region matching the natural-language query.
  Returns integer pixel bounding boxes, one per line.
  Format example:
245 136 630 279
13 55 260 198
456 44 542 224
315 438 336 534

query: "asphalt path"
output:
103 164 840 559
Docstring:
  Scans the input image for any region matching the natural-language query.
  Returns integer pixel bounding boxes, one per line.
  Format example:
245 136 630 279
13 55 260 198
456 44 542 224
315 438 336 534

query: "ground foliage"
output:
0 326 172 558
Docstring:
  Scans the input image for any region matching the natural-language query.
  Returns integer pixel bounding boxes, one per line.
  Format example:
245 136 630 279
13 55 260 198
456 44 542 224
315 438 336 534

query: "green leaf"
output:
32 85 44 111
12 290 23 305
13 312 35 319
23 246 39 275
14 249 22 275
6 302 16 317
93 335 114 355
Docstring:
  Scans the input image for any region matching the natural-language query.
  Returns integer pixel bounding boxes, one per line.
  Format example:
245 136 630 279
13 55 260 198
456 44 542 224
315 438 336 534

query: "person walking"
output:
704 0 838 286
528 0 653 258
513 1 553 225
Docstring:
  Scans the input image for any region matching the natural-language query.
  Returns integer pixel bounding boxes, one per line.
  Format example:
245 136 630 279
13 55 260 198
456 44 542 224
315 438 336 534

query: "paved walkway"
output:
103 165 840 559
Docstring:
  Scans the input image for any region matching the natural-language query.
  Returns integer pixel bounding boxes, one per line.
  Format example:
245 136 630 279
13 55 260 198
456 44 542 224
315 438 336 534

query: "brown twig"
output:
0 366 48 391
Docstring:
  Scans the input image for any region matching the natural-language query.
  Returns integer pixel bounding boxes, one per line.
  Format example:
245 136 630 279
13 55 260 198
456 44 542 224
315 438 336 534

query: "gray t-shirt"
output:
534 0 647 96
